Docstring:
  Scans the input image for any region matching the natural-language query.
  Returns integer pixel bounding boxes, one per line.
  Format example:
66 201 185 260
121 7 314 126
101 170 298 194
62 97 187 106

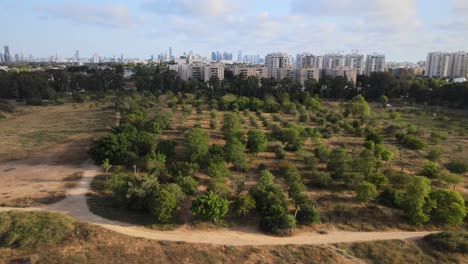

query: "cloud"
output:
38 2 134 28
453 0 468 14
142 0 247 16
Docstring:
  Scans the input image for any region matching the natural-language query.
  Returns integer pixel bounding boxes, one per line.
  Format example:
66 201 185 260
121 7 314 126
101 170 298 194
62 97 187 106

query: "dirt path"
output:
0 163 437 246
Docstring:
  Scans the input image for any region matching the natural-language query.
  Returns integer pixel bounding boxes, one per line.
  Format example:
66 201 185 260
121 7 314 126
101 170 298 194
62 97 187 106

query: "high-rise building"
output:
169 47 173 60
204 63 225 81
315 56 324 69
211 52 217 61
449 51 468 78
365 54 386 75
345 53 365 75
3 46 10 62
425 52 451 78
0 52 3 62
237 50 242 62
92 53 100 64
74 50 80 62
324 53 345 69
265 52 289 79
296 53 315 68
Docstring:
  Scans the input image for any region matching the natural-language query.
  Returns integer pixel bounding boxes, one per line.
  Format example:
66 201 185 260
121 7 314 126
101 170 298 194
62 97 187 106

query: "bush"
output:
0 101 15 112
175 176 199 195
191 191 229 222
148 189 178 224
355 181 378 202
399 134 426 150
429 190 467 225
274 145 286 159
426 149 442 162
445 160 468 174
424 232 468 253
0 211 75 249
309 171 332 188
377 188 403 208
231 193 256 217
419 161 442 179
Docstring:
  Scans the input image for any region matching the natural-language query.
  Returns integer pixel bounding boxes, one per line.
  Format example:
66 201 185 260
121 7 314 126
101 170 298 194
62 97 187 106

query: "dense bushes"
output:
0 211 75 249
424 232 468 253
191 191 229 222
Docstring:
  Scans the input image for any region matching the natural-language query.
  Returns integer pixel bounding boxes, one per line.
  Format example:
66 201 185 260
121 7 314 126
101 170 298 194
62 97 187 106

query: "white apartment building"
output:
324 54 345 70
296 53 315 68
425 52 452 78
227 65 268 79
203 63 224 81
323 68 358 85
315 56 324 69
345 53 365 75
296 68 320 86
265 52 289 79
365 54 386 75
449 51 468 78
276 66 296 81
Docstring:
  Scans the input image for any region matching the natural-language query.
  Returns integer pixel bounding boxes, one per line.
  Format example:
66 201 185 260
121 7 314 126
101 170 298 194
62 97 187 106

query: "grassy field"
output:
0 101 115 206
92 101 467 231
0 220 464 264
0 102 115 161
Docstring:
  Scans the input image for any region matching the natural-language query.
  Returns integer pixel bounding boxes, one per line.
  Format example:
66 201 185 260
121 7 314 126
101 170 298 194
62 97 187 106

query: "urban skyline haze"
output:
1 0 467 61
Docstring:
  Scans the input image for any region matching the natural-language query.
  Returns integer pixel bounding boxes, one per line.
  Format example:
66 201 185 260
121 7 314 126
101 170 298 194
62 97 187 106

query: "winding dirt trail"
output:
0 163 437 246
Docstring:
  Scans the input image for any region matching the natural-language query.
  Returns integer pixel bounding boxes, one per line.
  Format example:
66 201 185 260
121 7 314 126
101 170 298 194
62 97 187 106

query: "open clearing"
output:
0 102 114 206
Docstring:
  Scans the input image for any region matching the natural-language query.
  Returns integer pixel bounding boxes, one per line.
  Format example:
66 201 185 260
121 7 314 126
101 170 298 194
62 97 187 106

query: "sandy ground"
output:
0 134 91 206
0 163 437 246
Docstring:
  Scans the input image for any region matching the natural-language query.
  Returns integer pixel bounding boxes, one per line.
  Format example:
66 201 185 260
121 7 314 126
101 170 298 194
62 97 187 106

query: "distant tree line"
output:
0 63 467 107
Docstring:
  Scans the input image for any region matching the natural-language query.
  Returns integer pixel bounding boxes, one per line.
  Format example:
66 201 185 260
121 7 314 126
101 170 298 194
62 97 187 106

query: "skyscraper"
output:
3 46 10 62
169 47 173 60
265 52 290 79
449 51 468 78
323 53 345 69
237 50 242 62
74 50 80 62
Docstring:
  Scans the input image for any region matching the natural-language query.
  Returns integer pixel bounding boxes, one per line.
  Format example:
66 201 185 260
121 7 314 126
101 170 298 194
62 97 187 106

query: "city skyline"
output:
0 0 467 62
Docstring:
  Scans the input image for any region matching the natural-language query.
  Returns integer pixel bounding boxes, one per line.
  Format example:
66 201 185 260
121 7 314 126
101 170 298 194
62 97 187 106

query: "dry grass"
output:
0 222 464 264
0 102 115 161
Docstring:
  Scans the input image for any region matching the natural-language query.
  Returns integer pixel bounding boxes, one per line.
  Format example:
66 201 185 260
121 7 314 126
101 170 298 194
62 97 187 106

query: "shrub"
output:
424 232 468 253
419 161 442 179
191 191 229 222
309 171 332 188
399 134 426 150
0 211 75 249
355 181 378 202
148 189 178 224
426 149 442 162
231 193 256 217
175 176 199 195
429 190 467 225
445 160 468 174
377 188 403 208
274 145 286 160
0 101 15 112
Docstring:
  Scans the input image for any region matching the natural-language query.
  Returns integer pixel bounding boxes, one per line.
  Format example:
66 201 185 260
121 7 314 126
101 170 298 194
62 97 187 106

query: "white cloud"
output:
142 0 247 16
453 0 468 14
38 2 134 28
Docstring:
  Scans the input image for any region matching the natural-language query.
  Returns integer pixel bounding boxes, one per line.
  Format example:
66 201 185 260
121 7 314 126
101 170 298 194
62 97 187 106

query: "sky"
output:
0 0 467 62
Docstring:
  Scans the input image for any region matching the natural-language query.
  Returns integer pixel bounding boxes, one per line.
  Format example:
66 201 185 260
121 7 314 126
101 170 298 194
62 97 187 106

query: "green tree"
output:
419 161 442 179
191 191 229 222
247 129 267 154
350 95 371 118
381 149 394 163
438 172 464 190
149 189 178 224
379 95 389 107
283 127 304 151
232 193 256 217
401 176 434 226
224 138 247 171
207 159 230 179
184 128 210 164
221 112 244 141
327 148 350 179
430 190 467 225
355 181 378 202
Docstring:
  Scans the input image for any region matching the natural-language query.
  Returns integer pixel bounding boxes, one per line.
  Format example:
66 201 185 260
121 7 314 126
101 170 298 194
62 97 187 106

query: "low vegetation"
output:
0 211 75 249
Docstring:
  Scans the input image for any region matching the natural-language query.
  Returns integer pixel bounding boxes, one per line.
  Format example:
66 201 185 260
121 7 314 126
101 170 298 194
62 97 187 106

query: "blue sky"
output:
1 0 467 62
